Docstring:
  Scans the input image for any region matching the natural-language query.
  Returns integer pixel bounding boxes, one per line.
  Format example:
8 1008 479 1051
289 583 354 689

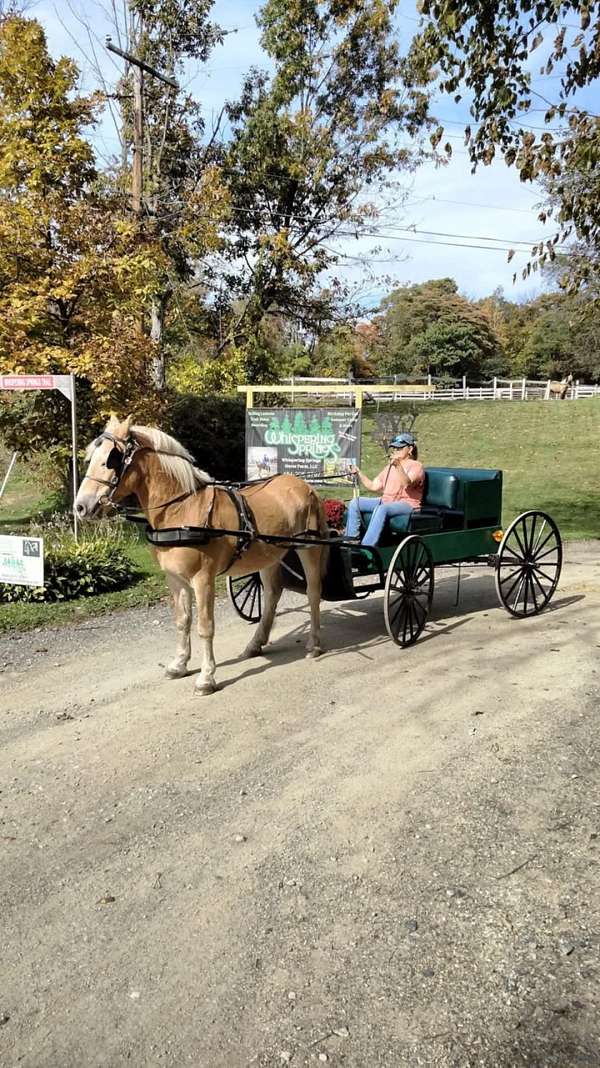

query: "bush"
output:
167 393 246 481
0 518 138 603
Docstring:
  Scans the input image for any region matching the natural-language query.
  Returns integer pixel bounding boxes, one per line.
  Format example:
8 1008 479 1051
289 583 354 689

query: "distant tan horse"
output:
75 416 329 694
548 373 573 399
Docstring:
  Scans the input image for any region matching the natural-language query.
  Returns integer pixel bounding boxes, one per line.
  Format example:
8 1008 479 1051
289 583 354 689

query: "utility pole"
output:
105 37 178 223
106 37 178 353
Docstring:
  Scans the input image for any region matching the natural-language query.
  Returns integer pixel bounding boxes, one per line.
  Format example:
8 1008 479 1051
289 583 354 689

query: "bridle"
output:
84 431 200 513
84 431 142 506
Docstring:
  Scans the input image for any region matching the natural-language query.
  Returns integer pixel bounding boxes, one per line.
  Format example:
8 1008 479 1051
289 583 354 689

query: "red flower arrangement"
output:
323 498 346 531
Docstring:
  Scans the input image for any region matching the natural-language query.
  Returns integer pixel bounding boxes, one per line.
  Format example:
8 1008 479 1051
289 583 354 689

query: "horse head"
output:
75 414 137 518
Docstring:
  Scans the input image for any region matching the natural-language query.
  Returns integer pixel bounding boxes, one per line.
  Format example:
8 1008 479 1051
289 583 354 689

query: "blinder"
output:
106 445 124 473
85 430 139 503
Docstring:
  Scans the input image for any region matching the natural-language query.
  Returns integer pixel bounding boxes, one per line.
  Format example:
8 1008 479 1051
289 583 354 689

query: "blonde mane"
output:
132 425 212 494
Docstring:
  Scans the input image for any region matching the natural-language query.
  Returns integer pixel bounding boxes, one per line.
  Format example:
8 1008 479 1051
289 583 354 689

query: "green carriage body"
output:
228 466 563 645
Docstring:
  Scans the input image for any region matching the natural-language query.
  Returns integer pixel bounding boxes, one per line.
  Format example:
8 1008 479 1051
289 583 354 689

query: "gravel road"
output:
1 542 599 1067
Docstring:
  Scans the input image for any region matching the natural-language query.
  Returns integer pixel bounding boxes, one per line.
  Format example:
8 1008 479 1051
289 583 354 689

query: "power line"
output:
412 195 543 216
148 197 546 246
333 231 528 254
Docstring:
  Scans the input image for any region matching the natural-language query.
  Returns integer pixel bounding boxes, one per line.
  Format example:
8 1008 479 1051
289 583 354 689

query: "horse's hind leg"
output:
164 573 193 679
297 547 323 658
243 561 283 658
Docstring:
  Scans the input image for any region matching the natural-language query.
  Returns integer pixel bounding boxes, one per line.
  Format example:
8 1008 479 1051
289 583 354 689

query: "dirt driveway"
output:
1 542 600 1068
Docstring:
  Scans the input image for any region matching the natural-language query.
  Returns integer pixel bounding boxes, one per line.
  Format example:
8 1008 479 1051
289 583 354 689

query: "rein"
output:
86 431 343 560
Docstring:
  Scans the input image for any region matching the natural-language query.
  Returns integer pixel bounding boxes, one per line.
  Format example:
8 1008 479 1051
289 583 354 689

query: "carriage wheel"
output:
384 535 434 647
495 510 562 618
227 572 263 623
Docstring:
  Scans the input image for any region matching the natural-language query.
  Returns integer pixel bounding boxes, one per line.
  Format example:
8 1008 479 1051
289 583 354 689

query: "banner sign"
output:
245 407 361 483
0 374 73 400
0 535 44 587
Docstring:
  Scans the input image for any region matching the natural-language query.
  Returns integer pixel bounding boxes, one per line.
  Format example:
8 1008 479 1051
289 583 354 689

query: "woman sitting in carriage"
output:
344 432 425 546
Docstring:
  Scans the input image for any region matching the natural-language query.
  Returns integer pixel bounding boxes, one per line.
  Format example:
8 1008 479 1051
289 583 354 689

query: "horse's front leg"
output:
164 573 193 679
191 570 217 695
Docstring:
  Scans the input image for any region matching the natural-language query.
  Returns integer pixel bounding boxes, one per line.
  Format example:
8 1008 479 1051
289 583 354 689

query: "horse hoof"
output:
305 648 322 659
195 681 217 696
243 645 262 659
165 665 187 679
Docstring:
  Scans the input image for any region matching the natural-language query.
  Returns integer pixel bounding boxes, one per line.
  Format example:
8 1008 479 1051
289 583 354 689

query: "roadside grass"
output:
1 398 598 633
0 455 59 528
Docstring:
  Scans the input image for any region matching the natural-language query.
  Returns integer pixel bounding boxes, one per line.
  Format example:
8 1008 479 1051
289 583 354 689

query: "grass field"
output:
359 398 600 540
1 398 598 633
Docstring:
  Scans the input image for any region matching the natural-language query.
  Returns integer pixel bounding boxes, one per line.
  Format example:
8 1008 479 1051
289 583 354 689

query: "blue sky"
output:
32 0 591 306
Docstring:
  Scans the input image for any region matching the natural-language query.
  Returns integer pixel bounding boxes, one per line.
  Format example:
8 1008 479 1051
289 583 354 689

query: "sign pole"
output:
70 374 79 541
0 451 18 502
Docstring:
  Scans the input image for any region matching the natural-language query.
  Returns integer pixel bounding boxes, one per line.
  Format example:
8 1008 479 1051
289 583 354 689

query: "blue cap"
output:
388 432 416 448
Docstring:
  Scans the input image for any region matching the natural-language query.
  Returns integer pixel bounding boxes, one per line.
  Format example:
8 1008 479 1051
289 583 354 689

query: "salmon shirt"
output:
372 460 425 508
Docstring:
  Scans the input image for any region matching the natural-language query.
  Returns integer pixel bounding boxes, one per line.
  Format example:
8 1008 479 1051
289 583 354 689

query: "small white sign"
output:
0 535 44 587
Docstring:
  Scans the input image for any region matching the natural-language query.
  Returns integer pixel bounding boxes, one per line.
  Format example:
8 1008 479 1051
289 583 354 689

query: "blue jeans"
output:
345 497 414 546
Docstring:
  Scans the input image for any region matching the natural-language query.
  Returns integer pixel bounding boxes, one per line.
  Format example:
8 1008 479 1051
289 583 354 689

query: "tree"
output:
0 15 164 462
217 0 433 363
374 279 502 377
409 2 600 289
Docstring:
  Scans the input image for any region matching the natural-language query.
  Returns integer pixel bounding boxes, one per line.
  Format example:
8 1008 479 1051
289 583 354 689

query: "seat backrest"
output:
424 467 502 527
423 469 460 510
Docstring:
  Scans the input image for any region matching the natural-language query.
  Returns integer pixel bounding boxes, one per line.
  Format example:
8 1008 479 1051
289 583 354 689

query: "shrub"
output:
166 393 246 481
0 518 138 603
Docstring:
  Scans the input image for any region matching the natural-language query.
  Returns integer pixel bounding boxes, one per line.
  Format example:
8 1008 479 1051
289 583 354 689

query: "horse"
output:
75 416 329 695
547 373 573 400
256 458 272 478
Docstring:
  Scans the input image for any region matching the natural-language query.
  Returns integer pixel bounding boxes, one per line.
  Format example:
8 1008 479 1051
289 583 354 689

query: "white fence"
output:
281 376 600 403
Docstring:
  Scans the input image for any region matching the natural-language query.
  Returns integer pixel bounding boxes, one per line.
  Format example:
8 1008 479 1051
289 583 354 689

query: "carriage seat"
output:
359 469 464 540
358 467 503 542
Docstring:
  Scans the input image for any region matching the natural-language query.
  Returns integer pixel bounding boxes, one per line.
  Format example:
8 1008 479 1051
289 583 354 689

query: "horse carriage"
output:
76 419 563 693
228 466 563 647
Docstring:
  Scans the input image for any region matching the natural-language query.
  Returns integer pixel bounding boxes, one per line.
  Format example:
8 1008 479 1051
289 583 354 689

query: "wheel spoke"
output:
527 572 539 612
248 582 258 619
389 595 406 628
530 527 556 557
529 568 559 585
534 544 560 563
512 523 528 560
412 597 427 622
501 546 525 563
523 514 536 556
531 517 547 553
499 565 525 586
531 569 550 603
502 569 525 602
512 572 527 611
237 580 256 611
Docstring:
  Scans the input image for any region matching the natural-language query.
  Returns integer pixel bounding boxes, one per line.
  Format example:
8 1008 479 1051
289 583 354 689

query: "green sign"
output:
246 408 361 483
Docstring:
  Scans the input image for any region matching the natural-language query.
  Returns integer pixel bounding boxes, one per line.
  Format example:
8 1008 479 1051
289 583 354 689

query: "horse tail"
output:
307 489 330 578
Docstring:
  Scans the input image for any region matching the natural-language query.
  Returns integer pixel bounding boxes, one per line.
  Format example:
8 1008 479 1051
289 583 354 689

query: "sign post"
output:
0 374 79 539
0 451 19 502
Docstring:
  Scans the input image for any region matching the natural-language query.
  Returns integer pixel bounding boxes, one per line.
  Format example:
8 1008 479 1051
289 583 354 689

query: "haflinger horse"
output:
75 416 329 695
